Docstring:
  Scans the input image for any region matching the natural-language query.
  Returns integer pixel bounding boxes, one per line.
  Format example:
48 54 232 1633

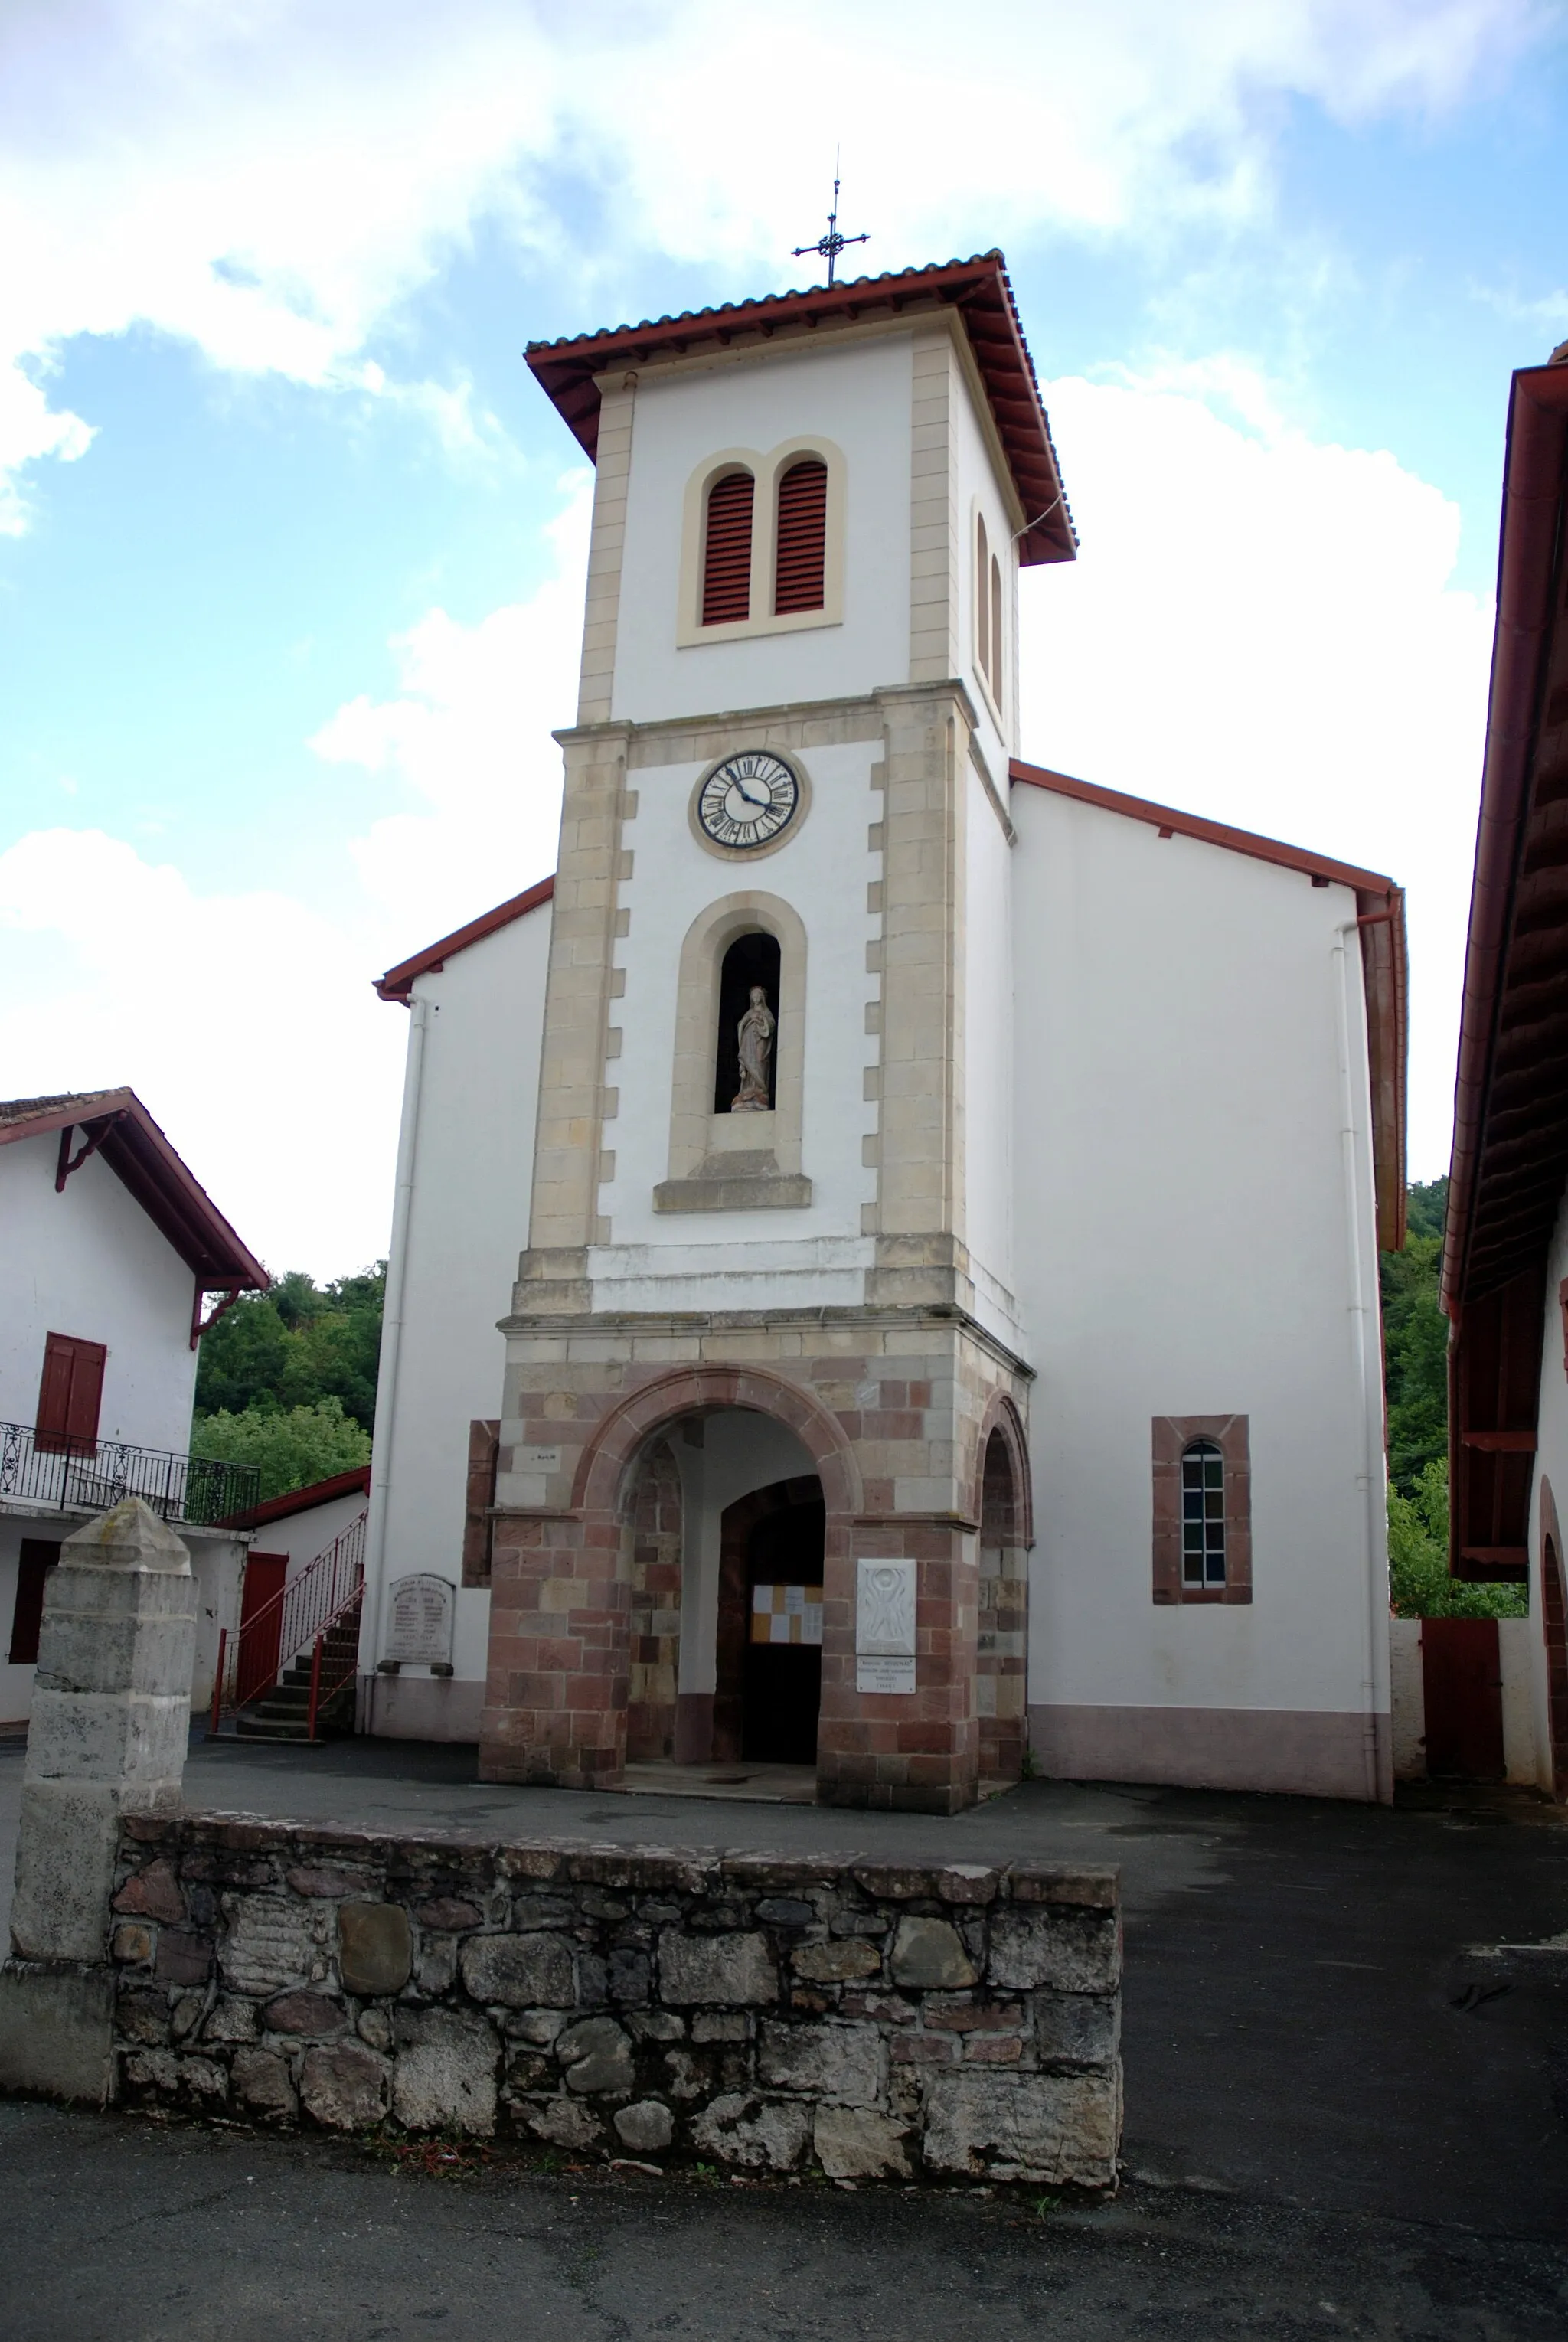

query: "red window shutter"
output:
773 459 828 615
8 1540 60 1665
35 1333 106 1455
702 471 754 625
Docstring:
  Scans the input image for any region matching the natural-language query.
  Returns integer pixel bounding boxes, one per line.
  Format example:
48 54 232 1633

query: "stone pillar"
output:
0 1498 195 2104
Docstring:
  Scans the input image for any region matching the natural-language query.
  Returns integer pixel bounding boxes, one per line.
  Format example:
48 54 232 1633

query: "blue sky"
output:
2 0 1565 1275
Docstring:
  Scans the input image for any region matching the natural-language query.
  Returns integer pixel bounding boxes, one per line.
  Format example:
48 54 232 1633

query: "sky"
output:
2 0 1565 1279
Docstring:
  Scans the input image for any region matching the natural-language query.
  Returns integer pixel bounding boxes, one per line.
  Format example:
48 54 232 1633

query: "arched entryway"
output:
976 1404 1031 1785
714 1476 825 1762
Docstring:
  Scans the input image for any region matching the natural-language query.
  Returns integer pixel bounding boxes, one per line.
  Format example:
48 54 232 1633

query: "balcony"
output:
0 1420 261 1530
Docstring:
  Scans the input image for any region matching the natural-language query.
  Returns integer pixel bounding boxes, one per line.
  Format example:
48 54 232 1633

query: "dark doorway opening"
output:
714 931 780 1113
714 1475 824 1765
1422 1616 1505 1780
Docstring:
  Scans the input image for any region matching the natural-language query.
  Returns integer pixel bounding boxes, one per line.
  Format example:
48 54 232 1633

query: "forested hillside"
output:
190 1265 383 1502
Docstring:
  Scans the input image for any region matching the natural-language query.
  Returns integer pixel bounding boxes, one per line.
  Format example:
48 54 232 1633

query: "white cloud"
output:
309 472 591 945
1021 364 1493 1177
0 0 1547 512
0 828 407 1279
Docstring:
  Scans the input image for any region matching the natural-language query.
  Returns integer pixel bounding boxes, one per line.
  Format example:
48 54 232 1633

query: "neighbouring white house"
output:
358 252 1406 1806
0 1089 269 1723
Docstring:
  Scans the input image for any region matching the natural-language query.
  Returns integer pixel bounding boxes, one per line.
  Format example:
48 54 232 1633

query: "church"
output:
358 252 1406 1811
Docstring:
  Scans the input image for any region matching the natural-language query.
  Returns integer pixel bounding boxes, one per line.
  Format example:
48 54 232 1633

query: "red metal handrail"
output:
209 1508 367 1733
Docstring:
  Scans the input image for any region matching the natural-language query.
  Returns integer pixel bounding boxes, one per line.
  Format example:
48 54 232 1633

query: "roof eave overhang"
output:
1442 360 1568 1318
0 1089 268 1291
525 255 1076 568
374 874 557 1004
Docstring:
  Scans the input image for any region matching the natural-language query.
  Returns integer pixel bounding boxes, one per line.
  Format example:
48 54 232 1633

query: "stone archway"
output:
974 1397 1031 1785
624 1436 682 1761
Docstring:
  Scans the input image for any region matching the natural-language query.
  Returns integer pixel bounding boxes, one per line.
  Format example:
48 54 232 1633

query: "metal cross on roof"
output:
792 167 869 289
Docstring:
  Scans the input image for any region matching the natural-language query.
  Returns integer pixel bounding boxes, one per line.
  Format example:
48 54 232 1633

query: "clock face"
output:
696 752 799 851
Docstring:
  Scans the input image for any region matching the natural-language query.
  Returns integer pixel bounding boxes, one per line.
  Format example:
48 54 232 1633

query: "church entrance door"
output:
715 1477 825 1765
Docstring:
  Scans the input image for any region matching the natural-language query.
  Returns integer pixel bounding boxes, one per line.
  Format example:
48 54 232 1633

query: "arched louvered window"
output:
702 470 755 626
976 514 991 685
774 458 828 615
1181 1440 1227 1587
990 554 1004 707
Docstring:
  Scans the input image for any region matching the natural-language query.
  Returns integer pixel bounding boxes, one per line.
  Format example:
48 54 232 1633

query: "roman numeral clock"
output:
694 751 800 851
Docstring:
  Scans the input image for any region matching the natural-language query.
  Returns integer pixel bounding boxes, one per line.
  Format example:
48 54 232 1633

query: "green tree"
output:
1387 1455 1525 1619
196 1262 385 1434
191 1397 371 1505
1381 1178 1449 1497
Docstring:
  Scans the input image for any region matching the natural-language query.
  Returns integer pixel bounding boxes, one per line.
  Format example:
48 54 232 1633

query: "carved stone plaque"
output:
856 1557 916 1655
856 1655 916 1695
386 1573 455 1666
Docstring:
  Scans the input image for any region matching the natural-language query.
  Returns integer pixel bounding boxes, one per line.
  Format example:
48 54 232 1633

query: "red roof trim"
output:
374 877 555 1004
227 1465 371 1530
525 253 1076 568
0 1089 268 1289
1011 759 1407 1249
1008 759 1399 895
1442 358 1568 1315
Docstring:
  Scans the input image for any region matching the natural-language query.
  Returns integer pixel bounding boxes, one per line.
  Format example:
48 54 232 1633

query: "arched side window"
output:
714 932 781 1113
990 553 1004 707
1181 1440 1226 1587
975 514 991 685
702 470 755 626
1152 1414 1252 1605
775 458 828 615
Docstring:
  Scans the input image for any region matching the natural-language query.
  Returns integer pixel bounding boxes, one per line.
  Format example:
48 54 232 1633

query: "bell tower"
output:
479 255 1074 1810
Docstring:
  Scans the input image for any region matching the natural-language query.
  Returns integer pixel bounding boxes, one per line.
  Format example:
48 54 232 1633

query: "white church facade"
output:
359 253 1407 1809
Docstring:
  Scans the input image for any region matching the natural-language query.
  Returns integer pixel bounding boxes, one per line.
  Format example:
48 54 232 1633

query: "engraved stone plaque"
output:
386 1573 455 1666
856 1558 916 1655
856 1655 917 1695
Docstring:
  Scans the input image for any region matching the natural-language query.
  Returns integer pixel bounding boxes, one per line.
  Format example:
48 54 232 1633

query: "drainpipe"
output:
1333 917 1387 1803
362 991 430 1726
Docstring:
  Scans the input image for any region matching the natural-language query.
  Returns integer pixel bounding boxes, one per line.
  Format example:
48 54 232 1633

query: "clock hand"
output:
735 778 769 808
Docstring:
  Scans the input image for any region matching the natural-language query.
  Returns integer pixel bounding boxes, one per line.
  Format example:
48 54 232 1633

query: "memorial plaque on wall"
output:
855 1557 916 1694
386 1573 455 1666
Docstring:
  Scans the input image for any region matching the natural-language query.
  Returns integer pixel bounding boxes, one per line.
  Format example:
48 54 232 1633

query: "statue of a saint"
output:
731 985 776 1112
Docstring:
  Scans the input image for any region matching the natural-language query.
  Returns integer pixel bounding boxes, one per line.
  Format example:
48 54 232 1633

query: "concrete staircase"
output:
234 1612 360 1742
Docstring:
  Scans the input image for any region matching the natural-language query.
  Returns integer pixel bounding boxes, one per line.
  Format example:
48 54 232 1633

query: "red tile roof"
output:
374 877 555 1004
1011 760 1407 1251
0 1089 268 1289
525 254 1076 567
232 1465 371 1530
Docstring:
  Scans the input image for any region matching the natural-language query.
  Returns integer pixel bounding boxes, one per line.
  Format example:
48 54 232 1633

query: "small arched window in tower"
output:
774 458 828 614
702 469 755 626
1181 1439 1226 1587
990 552 1004 707
714 931 781 1114
975 514 991 686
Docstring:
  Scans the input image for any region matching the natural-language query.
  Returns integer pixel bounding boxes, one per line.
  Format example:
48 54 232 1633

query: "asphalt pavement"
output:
1 1735 1566 2337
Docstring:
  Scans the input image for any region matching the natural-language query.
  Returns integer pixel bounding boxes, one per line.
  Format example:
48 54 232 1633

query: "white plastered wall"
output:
361 903 551 1741
1011 784 1390 1798
962 756 1017 1347
0 1133 200 1452
590 740 881 1313
949 352 1018 780
609 332 913 725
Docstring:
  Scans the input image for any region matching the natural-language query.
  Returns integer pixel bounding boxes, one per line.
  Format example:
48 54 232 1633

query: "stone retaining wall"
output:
106 1813 1120 2187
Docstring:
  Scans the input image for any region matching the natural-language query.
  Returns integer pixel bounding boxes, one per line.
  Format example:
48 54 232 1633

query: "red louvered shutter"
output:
773 459 828 615
702 471 754 625
36 1332 106 1455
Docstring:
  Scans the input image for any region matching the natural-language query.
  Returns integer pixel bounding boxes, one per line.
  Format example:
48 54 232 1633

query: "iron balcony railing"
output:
0 1419 261 1529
